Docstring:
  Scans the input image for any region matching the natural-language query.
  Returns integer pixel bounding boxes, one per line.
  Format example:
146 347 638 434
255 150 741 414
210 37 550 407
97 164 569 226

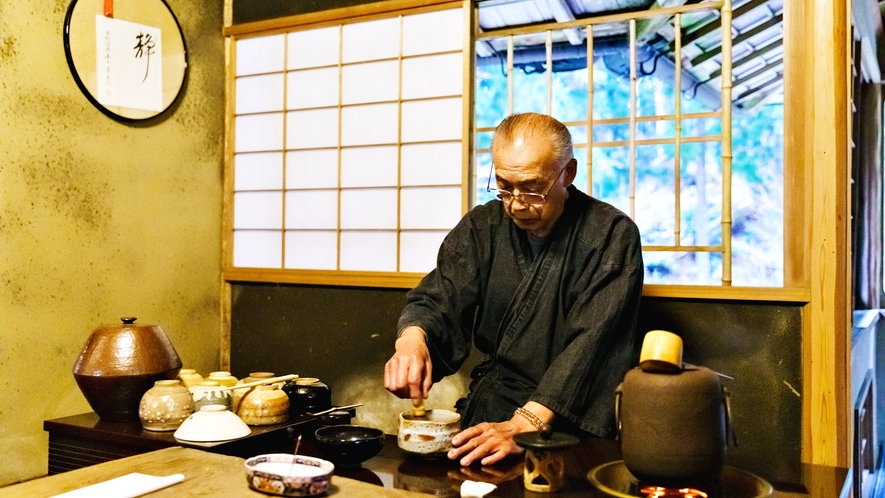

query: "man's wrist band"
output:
515 406 546 431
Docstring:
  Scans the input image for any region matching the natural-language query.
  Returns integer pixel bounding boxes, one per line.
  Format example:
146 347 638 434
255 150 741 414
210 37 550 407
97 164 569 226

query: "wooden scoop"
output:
411 400 427 419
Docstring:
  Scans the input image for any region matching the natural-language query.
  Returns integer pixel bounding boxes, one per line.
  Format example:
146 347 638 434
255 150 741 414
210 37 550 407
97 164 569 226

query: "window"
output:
226 4 469 284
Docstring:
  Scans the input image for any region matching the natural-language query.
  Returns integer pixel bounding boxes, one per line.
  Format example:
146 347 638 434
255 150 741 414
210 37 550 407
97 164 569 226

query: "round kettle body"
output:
618 365 729 484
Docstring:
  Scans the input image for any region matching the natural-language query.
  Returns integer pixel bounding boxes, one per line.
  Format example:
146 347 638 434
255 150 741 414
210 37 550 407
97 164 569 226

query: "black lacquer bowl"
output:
314 425 385 467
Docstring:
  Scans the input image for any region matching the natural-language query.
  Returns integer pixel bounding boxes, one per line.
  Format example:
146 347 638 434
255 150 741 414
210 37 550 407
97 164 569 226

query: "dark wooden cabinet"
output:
44 412 319 475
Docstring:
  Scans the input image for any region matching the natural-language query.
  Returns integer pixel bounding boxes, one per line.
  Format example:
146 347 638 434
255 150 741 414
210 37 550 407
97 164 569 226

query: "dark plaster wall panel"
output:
637 298 802 469
232 0 385 25
231 285 802 467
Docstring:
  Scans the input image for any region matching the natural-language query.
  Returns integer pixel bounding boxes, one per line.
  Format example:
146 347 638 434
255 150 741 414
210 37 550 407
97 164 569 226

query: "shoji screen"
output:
230 6 466 278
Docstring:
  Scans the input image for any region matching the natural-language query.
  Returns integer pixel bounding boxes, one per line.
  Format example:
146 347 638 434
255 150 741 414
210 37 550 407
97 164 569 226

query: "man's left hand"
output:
447 421 526 466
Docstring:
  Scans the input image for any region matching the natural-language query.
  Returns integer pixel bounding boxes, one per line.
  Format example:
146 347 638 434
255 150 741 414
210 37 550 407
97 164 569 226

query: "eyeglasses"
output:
486 164 567 205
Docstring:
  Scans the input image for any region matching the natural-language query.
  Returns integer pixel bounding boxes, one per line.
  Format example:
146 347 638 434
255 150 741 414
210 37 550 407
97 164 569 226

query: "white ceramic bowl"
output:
397 409 461 457
244 454 334 497
173 404 251 442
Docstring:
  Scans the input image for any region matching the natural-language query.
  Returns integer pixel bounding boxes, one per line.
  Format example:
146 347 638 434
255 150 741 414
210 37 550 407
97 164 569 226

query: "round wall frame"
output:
63 0 188 123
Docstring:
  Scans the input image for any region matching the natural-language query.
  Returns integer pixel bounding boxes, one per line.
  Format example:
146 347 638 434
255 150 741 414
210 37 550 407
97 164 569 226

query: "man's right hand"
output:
384 326 433 404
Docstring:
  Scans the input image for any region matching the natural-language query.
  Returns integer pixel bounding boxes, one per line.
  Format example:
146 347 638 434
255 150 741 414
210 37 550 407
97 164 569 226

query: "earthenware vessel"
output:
244 454 334 496
397 409 461 457
207 371 238 387
174 404 251 442
138 379 195 431
190 380 232 410
72 317 182 422
235 385 290 425
282 378 332 416
177 368 204 389
233 372 282 406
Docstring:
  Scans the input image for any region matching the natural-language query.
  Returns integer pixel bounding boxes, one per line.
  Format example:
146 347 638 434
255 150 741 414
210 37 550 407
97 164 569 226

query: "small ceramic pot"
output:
397 409 461 457
207 371 238 387
190 380 232 410
178 368 204 389
282 378 332 416
235 385 290 425
233 372 283 407
138 379 195 431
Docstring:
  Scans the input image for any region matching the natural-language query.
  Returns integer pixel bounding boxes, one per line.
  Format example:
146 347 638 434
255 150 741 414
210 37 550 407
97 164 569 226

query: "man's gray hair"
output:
491 113 574 165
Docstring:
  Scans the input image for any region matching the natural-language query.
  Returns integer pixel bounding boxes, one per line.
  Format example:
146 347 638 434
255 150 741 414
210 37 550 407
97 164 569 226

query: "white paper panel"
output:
400 187 462 229
402 9 463 56
288 26 340 69
287 109 339 149
286 150 338 189
341 103 398 146
237 74 284 114
342 61 399 105
402 54 463 100
401 142 462 186
287 67 339 110
341 146 398 187
340 188 397 229
285 230 338 269
235 113 284 152
401 98 462 142
234 191 283 229
285 190 338 229
400 230 447 273
342 18 400 63
235 152 283 191
233 230 282 268
236 35 285 75
340 231 397 271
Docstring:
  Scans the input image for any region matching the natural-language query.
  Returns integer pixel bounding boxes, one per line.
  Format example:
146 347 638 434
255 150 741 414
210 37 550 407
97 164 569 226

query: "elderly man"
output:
384 112 643 466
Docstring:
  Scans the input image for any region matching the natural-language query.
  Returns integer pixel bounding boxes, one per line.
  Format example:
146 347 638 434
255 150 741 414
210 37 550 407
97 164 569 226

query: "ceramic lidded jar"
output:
207 371 238 387
235 385 290 425
138 379 195 431
72 317 182 422
189 380 232 410
283 378 332 416
177 368 204 389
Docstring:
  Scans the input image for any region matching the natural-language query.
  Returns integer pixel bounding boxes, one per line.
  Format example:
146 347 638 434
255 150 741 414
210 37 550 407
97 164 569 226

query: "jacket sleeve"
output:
397 216 484 381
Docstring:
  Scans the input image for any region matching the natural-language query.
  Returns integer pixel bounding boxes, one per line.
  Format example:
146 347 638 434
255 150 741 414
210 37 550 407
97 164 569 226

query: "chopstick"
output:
219 374 298 391
307 403 363 417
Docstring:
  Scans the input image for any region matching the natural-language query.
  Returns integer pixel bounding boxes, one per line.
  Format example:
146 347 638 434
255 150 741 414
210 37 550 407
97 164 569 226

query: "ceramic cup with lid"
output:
190 380 232 410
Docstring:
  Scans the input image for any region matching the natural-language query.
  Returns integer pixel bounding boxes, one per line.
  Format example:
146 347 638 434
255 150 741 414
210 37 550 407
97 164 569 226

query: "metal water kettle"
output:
615 330 735 484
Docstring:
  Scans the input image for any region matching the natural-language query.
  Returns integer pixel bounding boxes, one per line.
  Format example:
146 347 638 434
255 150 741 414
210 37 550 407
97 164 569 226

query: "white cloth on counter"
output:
460 480 497 498
50 472 185 498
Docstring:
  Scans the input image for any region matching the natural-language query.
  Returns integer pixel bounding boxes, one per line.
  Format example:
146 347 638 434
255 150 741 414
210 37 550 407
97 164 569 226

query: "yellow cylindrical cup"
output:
638 330 683 372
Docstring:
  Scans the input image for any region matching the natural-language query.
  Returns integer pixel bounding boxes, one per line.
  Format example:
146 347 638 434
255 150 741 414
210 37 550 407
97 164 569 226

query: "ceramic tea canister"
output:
177 368 204 389
235 385 290 425
138 379 195 431
189 380 232 410
283 378 332 416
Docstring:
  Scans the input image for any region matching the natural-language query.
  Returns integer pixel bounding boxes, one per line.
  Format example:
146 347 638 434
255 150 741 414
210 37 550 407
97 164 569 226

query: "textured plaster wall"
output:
0 0 224 485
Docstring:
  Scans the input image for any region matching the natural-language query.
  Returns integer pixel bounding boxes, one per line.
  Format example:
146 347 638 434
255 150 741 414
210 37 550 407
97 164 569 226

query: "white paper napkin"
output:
50 472 185 498
460 480 497 498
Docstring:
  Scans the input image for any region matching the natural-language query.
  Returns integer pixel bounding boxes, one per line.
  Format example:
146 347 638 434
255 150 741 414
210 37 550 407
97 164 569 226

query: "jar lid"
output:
513 426 579 450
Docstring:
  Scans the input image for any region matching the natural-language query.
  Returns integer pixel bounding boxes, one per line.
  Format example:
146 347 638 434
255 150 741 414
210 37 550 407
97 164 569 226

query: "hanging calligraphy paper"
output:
95 15 163 112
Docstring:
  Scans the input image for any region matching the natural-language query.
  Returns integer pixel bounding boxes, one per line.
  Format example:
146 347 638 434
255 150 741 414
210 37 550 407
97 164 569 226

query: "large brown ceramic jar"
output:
72 317 182 422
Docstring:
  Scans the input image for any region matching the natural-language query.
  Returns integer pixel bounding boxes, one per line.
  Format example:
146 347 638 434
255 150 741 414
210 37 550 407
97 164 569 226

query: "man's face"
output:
491 134 576 238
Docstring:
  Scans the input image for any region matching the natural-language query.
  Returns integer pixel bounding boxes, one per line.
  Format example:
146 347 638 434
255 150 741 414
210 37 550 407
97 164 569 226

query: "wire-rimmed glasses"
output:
486 164 567 205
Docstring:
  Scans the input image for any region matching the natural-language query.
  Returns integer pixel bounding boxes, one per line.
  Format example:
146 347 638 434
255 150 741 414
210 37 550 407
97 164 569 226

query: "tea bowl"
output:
244 453 334 497
397 409 461 458
314 425 385 467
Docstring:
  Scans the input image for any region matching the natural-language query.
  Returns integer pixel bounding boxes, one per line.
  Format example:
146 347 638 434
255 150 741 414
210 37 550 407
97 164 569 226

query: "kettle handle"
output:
723 386 738 447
